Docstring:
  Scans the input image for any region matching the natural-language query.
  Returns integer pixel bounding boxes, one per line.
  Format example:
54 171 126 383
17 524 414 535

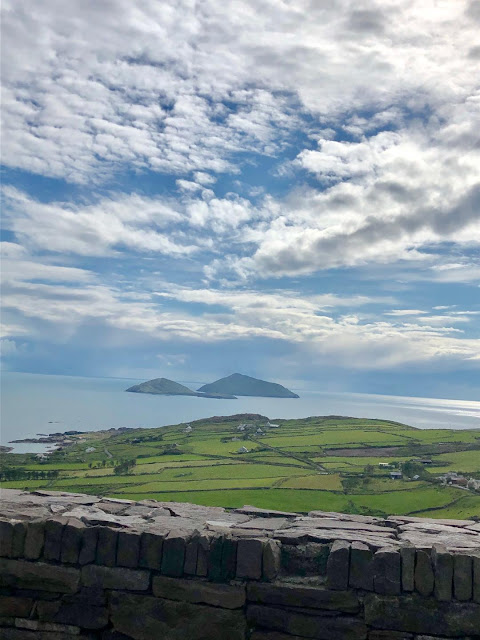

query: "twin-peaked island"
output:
126 373 299 399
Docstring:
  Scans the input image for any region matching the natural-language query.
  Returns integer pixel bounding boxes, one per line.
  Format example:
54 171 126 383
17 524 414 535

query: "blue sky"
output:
1 0 479 399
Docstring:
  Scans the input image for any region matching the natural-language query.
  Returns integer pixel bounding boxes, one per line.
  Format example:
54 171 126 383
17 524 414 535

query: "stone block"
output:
280 542 330 577
415 550 434 597
364 592 480 637
184 538 198 575
453 554 472 601
236 538 264 580
109 591 246 640
50 601 109 629
117 530 140 568
474 556 480 603
96 526 118 567
44 516 69 562
61 519 85 565
81 565 150 591
153 575 245 608
207 534 224 582
432 547 453 601
24 520 45 560
161 530 187 577
221 536 237 580
0 520 14 557
196 534 211 576
246 604 367 640
373 548 401 595
79 526 98 565
349 541 373 591
326 540 350 590
0 595 34 618
0 558 80 593
400 546 415 592
11 522 27 558
263 539 281 581
139 531 164 571
14 618 81 634
368 632 413 640
247 582 360 613
250 633 307 640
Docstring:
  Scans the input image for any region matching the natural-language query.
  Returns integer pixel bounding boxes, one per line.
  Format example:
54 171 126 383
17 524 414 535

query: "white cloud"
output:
1 0 479 183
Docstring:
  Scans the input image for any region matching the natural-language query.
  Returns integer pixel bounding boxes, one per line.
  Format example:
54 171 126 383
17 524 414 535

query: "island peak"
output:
197 373 299 398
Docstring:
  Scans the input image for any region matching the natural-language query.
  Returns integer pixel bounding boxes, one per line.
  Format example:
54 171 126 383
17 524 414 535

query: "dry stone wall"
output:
0 489 479 639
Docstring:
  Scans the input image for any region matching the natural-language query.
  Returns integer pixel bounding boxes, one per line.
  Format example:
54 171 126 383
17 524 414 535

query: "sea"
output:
1 372 479 453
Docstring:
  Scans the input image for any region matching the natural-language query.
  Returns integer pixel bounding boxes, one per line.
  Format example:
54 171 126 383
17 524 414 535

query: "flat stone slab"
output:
1 490 479 552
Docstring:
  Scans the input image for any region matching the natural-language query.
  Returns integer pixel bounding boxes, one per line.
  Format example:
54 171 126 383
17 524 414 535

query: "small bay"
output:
1 372 479 453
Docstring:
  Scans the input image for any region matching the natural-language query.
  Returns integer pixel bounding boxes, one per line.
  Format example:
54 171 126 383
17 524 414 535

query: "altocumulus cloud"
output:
0 0 479 388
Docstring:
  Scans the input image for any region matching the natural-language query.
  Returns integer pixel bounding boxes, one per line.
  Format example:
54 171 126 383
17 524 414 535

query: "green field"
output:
2 414 480 519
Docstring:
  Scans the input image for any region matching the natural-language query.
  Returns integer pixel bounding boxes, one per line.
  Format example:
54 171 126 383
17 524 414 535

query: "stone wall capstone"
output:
0 488 479 639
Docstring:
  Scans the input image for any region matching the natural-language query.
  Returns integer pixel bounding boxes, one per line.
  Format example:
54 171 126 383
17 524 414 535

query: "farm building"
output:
390 471 403 479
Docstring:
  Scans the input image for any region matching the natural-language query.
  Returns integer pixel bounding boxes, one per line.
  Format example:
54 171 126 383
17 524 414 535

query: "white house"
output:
237 446 249 453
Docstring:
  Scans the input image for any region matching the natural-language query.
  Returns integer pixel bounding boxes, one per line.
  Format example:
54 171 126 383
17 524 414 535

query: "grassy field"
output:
2 413 479 519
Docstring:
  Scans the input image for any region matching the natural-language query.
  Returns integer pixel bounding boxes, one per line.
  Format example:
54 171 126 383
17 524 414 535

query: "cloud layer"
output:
1 0 479 385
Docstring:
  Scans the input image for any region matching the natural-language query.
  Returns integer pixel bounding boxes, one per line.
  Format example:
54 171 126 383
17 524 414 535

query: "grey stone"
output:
117 530 141 568
49 601 109 630
96 526 118 567
79 526 98 565
0 520 14 558
247 582 360 613
246 604 367 640
236 538 264 580
44 516 69 561
153 575 245 608
326 540 350 590
196 534 211 577
233 505 298 518
184 538 199 575
454 554 473 601
61 518 85 564
263 539 281 581
349 541 373 591
280 542 330 576
290 517 390 534
139 531 164 571
432 546 453 601
364 592 480 636
109 591 246 640
24 519 45 560
368 632 413 640
373 548 401 595
474 556 480 603
0 595 34 617
81 565 150 591
236 518 288 531
207 534 224 582
221 536 238 581
309 510 382 524
250 633 308 640
400 546 415 592
14 618 81 634
415 549 434 596
0 558 80 593
161 530 188 577
10 521 27 558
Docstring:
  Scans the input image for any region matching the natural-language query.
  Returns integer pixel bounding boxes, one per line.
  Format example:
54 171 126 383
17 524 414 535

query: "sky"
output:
1 0 479 399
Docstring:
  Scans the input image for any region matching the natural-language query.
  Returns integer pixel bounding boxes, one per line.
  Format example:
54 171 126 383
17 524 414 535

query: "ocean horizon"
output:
1 371 479 453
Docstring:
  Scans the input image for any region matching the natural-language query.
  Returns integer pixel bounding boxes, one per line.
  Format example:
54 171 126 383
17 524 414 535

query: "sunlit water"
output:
1 372 479 452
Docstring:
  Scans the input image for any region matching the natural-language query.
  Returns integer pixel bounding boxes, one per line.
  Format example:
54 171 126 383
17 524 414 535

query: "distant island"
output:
125 378 236 399
197 373 299 398
126 373 299 399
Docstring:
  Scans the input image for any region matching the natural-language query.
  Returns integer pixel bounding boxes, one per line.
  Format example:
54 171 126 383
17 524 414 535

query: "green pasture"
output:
3 413 479 519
